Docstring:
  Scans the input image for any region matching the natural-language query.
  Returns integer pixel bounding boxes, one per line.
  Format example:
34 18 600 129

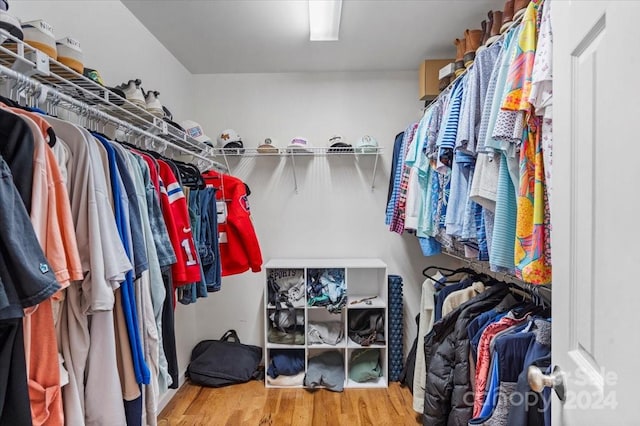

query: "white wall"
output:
11 0 199 394
189 71 461 356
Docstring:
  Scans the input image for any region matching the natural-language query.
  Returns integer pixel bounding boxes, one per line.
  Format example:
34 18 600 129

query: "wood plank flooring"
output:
158 381 422 426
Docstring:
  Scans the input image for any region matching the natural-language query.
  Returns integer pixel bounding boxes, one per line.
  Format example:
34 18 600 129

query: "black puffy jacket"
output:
422 284 509 426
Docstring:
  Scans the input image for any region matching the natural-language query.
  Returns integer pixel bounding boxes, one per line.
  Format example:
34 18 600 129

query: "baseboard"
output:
157 368 188 414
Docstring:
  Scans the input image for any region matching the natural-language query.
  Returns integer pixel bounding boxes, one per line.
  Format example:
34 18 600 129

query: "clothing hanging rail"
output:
438 249 551 304
0 29 227 172
422 13 526 114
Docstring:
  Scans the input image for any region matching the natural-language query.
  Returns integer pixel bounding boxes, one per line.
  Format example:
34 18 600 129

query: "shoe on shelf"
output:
463 29 483 67
501 0 515 34
162 105 173 121
82 67 126 106
479 18 488 49
513 0 531 20
56 36 83 73
144 89 164 117
453 37 466 76
117 79 145 108
486 10 503 46
22 19 56 58
0 1 22 41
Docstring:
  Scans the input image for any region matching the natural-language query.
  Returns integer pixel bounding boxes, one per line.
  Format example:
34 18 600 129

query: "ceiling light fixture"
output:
309 0 343 41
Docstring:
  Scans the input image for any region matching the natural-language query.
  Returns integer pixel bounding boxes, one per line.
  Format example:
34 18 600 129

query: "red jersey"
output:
157 160 201 286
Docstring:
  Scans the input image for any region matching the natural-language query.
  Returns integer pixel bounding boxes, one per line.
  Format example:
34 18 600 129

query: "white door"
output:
552 1 640 424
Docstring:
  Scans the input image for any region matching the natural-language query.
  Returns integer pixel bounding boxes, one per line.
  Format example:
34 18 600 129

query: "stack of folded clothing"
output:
349 349 383 383
304 350 345 392
307 321 344 346
267 350 306 386
268 309 305 345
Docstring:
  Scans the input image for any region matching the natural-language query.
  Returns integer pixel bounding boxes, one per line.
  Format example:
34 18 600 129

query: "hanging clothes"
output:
388 0 554 288
0 152 60 426
0 89 236 425
202 170 263 276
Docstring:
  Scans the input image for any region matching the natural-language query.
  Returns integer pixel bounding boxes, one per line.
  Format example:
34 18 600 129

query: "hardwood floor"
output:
158 381 422 426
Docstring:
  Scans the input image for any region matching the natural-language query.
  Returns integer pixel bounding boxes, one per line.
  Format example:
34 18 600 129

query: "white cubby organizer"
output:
264 259 388 389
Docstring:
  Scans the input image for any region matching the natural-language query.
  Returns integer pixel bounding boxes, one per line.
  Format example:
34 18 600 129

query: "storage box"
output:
419 59 454 100
439 63 456 80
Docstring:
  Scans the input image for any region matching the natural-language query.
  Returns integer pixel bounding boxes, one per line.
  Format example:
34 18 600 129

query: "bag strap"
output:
220 329 240 343
251 367 265 381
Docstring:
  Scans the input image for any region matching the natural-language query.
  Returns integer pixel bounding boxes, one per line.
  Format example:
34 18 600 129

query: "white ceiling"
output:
122 0 504 74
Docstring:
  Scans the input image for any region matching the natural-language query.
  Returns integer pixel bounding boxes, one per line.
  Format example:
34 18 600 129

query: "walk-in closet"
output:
0 1 637 425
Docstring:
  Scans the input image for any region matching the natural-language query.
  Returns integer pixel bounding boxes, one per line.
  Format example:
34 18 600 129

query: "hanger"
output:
422 265 466 277
507 282 551 313
174 160 206 189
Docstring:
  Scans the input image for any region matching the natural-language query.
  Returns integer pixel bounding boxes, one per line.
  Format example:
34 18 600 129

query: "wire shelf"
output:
210 146 384 157
0 30 223 170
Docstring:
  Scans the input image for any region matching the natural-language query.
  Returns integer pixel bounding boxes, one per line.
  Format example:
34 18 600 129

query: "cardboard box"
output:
419 59 454 100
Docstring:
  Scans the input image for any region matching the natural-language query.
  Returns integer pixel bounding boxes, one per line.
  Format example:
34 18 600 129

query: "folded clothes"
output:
267 371 305 387
304 350 345 392
269 310 304 329
349 349 382 383
267 349 305 378
308 321 344 346
268 327 305 345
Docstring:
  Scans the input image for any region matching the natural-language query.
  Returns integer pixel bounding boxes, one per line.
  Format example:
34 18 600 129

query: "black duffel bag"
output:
186 330 263 387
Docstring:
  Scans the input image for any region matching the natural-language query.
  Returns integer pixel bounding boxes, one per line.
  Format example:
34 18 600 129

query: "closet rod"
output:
0 63 226 172
442 251 552 304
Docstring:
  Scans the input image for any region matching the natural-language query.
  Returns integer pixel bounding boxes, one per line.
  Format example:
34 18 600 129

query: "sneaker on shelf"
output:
22 19 56 58
161 106 184 132
56 36 83 73
117 79 145 108
144 90 164 117
82 67 126 106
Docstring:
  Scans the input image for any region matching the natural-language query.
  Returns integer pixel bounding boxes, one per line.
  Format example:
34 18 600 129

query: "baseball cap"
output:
328 135 353 153
56 36 84 73
217 128 244 152
355 135 379 153
181 120 213 146
257 138 279 154
287 137 313 153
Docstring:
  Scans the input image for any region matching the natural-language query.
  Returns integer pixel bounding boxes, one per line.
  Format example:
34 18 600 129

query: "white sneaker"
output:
118 79 145 108
22 19 56 59
144 90 164 117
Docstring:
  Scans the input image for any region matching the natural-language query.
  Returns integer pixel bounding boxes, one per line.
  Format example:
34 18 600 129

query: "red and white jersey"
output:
157 160 201 286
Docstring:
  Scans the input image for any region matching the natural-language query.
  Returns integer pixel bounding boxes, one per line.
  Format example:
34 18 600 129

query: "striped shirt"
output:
385 125 415 226
436 76 466 172
390 123 419 234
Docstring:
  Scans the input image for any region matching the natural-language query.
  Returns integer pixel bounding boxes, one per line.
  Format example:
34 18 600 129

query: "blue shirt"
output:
112 147 149 278
94 133 150 385
386 131 405 207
